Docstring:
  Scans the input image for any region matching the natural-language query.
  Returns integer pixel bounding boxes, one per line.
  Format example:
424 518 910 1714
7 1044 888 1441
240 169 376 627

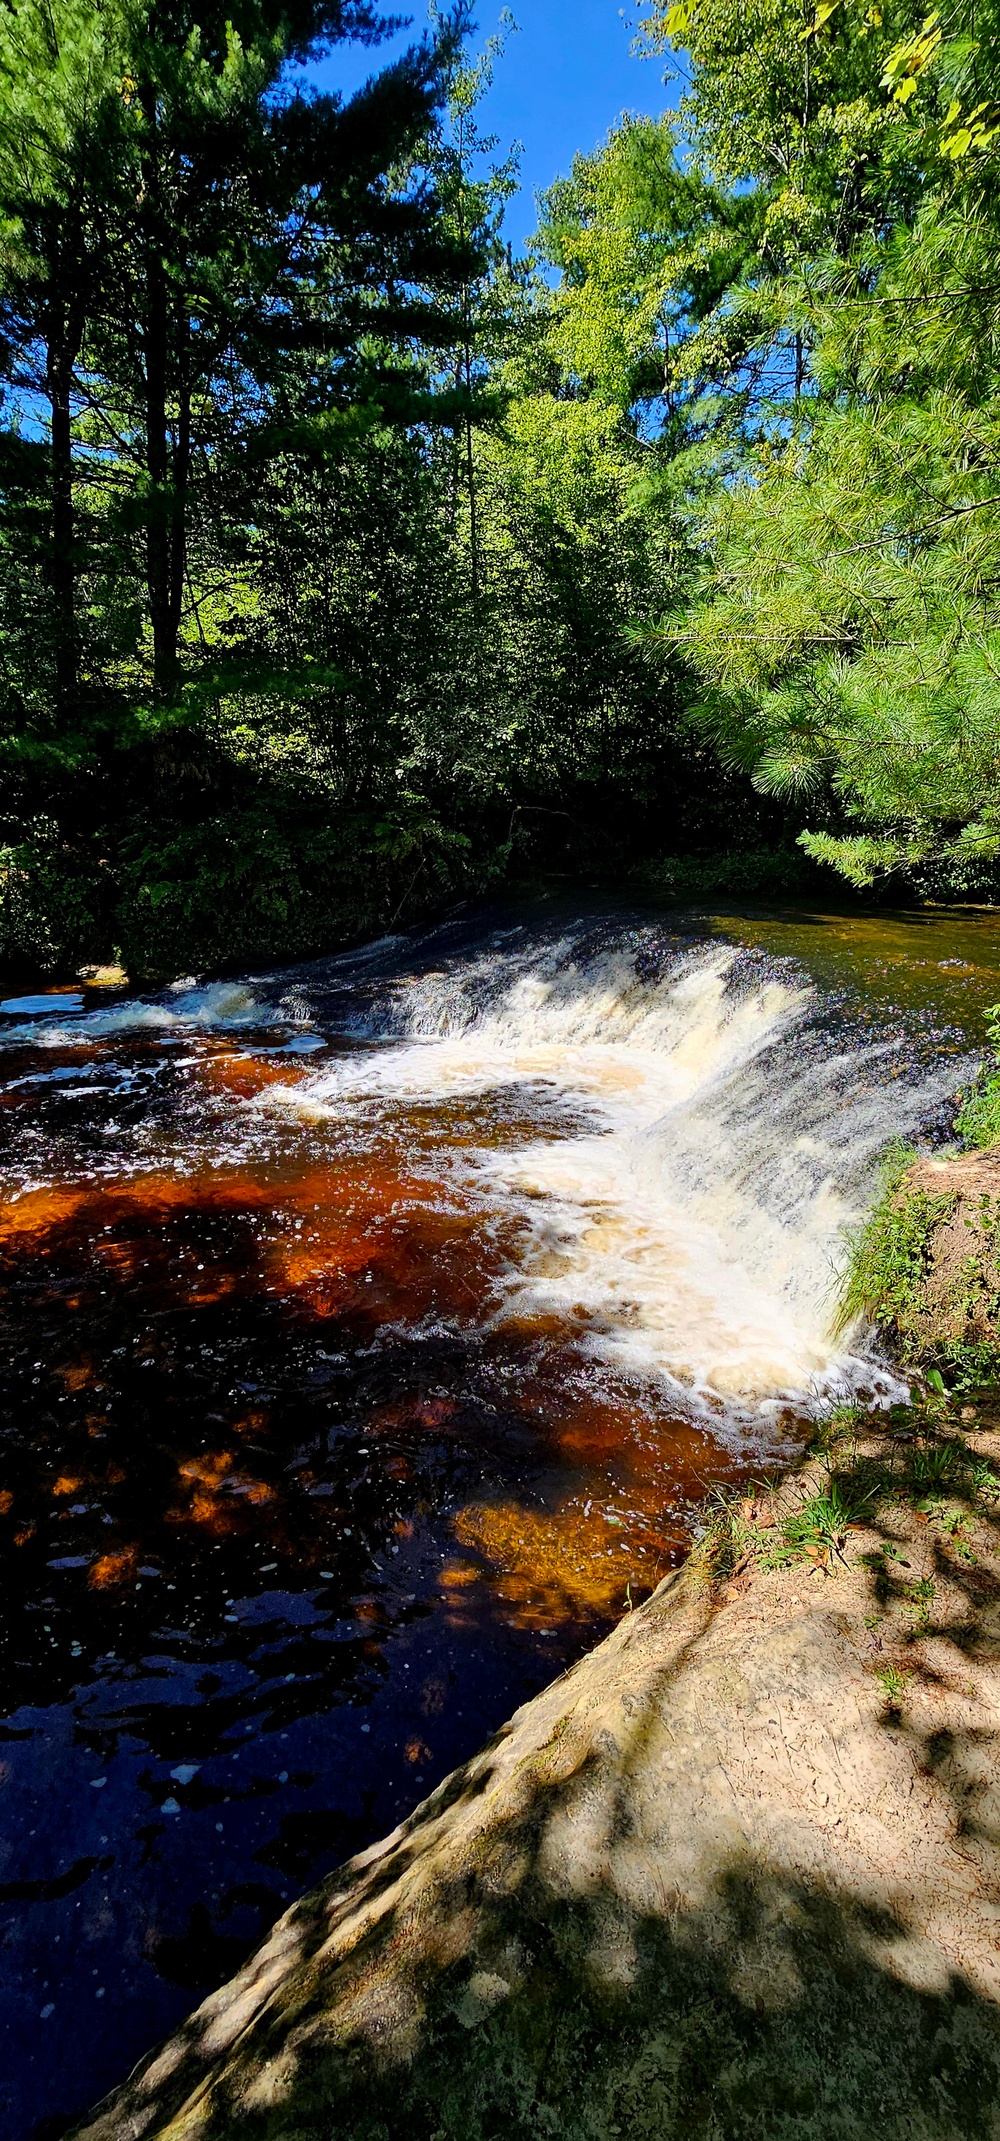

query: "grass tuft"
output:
783 1478 875 1564
835 1142 949 1340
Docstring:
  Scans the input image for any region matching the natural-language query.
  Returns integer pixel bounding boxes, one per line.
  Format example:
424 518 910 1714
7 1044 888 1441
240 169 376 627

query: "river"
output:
0 895 995 2138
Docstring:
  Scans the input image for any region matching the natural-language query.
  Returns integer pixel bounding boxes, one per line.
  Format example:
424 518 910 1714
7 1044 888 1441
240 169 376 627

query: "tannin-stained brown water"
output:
0 898 993 2137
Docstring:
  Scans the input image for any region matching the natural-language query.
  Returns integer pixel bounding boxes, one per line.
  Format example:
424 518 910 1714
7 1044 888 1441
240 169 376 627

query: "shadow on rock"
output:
68 1432 1000 2141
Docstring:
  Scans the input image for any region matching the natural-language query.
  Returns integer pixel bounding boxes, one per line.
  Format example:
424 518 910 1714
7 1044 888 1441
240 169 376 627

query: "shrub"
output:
113 804 492 979
836 1143 947 1340
631 846 826 904
955 1003 1000 1150
0 820 109 979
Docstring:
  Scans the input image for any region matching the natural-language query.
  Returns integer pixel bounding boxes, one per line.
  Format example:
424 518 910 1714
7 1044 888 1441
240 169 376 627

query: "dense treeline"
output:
3 0 1000 977
640 0 1000 897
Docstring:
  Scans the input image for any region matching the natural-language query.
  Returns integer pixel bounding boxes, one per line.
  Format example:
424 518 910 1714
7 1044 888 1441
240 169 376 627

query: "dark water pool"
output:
0 961 746 2133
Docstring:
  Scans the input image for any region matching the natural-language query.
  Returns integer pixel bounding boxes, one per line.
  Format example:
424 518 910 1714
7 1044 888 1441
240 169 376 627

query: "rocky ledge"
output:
72 1411 1000 2141
846 1145 1000 1365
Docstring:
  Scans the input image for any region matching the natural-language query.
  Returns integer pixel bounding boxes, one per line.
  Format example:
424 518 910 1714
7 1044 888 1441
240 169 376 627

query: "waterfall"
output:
0 916 968 1428
261 921 967 1427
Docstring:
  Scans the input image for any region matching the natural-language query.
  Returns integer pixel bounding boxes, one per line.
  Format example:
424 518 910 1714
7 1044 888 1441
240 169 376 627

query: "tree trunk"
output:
168 372 191 658
464 377 479 613
141 83 177 701
45 286 78 716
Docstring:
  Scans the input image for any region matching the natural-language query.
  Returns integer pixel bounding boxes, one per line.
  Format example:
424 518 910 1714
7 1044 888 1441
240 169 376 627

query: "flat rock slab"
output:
72 1428 1000 2141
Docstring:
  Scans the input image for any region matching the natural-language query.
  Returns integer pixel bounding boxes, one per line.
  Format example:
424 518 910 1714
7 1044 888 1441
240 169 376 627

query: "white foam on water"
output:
267 934 961 1426
0 981 288 1051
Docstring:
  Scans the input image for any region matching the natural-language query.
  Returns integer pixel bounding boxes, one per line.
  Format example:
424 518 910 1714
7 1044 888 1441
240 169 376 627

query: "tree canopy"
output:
3 0 1000 978
638 0 1000 889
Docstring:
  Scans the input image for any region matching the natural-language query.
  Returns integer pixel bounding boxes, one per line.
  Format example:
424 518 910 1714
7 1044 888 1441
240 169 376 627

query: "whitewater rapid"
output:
1 920 970 1429
262 926 966 1423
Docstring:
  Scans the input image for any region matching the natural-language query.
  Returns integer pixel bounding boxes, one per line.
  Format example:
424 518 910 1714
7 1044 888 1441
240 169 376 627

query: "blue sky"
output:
309 2 678 252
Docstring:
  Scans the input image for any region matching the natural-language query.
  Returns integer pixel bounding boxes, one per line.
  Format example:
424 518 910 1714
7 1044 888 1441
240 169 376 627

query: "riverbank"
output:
843 1145 1000 1385
72 1397 1000 2141
6 905 982 2135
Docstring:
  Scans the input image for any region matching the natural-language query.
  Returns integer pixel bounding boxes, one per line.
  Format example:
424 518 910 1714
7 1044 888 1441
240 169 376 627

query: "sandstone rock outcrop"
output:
72 1421 1000 2141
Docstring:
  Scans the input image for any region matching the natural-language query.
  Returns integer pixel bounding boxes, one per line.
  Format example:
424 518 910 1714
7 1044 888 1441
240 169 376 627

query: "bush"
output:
114 804 495 979
838 1140 1000 1386
955 1073 1000 1150
955 1001 1000 1151
631 845 828 903
0 820 109 979
836 1143 947 1343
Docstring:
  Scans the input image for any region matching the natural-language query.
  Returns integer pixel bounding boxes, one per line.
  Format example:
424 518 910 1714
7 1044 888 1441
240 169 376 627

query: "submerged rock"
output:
71 1421 1000 2141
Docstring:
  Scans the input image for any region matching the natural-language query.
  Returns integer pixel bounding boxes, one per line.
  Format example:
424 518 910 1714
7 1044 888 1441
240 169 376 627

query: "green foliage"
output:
782 1477 875 1560
535 115 741 420
631 844 826 901
838 1110 1000 1379
908 1437 962 1489
956 1077 1000 1149
673 382 1000 884
114 805 486 977
0 819 107 974
692 1398 1000 1615
12 0 1000 974
955 1003 1000 1148
623 0 1000 889
836 1143 951 1336
1 2 766 980
640 0 939 402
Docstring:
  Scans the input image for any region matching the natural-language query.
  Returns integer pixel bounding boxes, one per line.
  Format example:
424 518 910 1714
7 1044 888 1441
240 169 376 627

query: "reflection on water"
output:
0 898 992 2138
708 904 1000 1029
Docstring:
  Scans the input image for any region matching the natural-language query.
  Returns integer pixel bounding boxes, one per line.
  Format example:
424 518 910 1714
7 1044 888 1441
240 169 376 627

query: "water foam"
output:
271 931 963 1424
0 980 286 1051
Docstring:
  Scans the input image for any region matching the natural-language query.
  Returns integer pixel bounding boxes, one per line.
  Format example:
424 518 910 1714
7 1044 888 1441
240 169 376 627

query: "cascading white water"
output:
1 921 968 1429
0 979 278 1048
266 927 967 1426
